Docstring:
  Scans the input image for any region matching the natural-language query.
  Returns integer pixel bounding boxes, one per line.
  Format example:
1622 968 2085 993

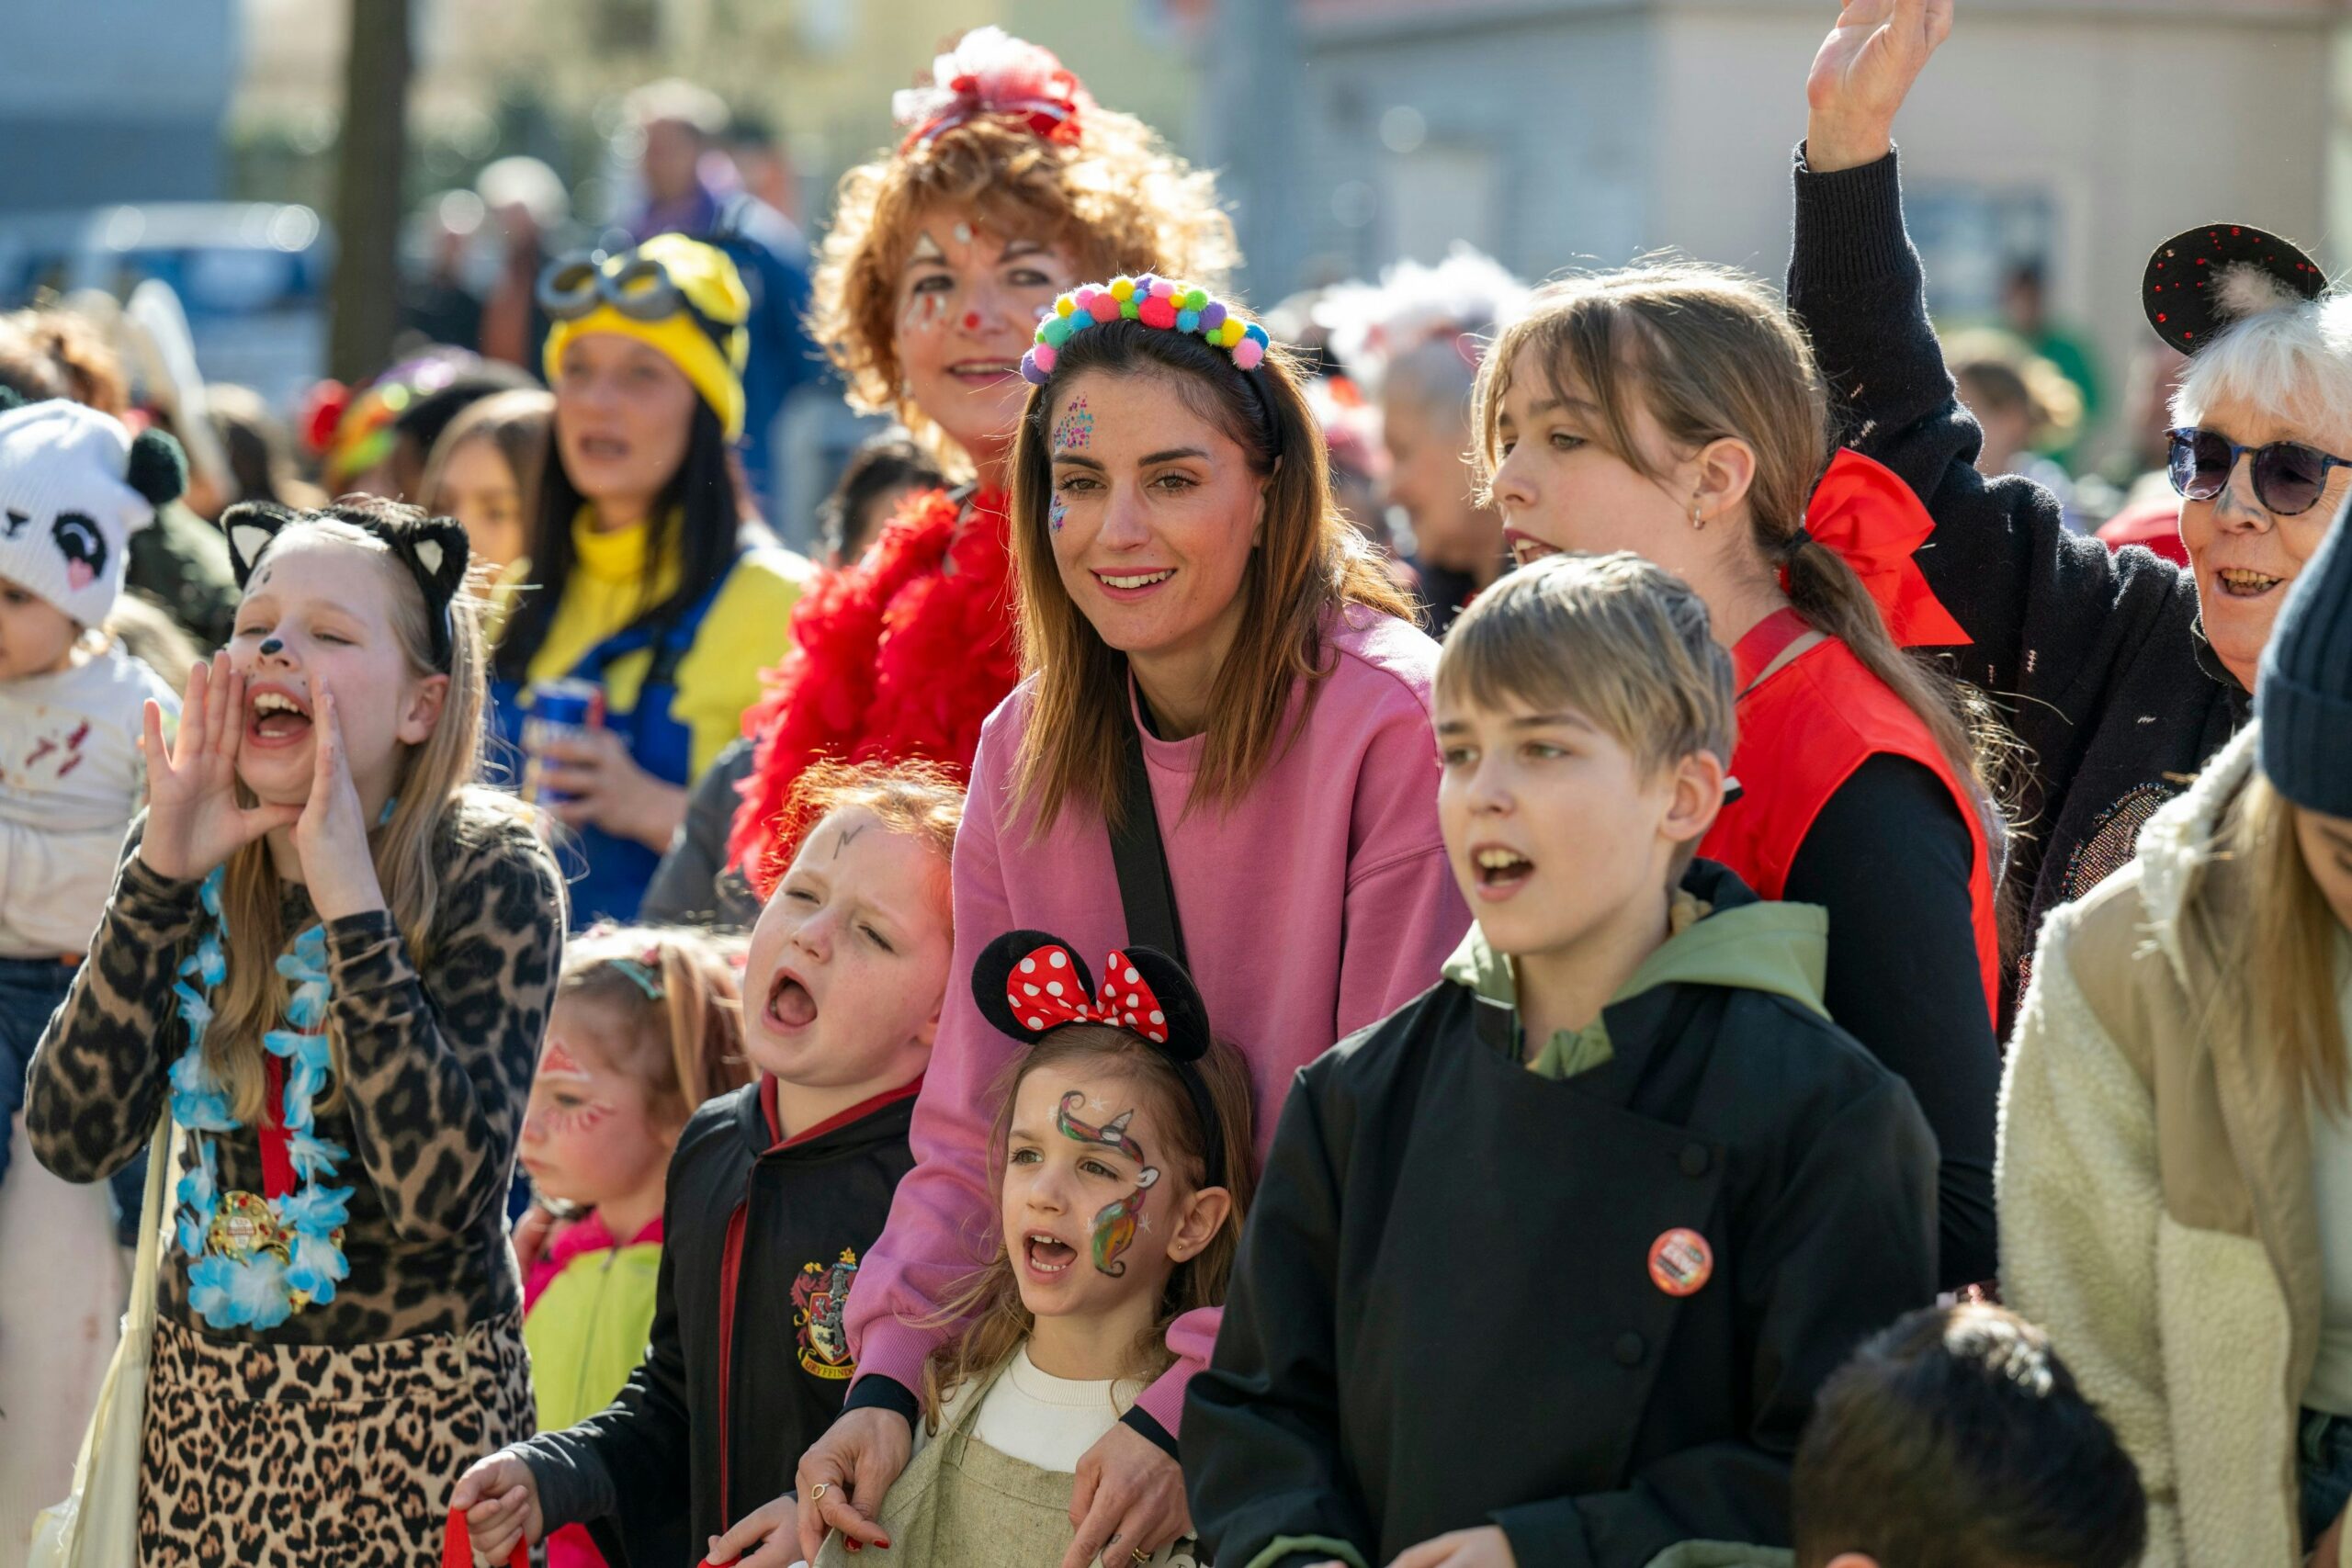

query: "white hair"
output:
1317 244 1532 395
2173 278 2352 437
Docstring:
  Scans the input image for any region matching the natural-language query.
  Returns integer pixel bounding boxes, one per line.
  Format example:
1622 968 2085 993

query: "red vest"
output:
1701 607 1999 1025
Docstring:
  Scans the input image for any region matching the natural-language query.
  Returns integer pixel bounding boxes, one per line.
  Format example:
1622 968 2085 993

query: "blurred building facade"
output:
0 0 238 212
1239 0 2346 462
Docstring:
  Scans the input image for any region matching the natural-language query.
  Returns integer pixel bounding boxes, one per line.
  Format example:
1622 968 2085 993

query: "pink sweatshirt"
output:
842 606 1469 1438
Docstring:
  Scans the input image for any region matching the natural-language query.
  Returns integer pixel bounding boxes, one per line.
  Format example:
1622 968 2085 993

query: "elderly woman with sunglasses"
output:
488 232 811 926
1784 0 2351 1020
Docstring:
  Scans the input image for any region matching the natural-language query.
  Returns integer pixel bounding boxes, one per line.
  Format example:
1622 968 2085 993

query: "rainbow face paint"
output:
1050 396 1093 454
1057 1089 1159 1277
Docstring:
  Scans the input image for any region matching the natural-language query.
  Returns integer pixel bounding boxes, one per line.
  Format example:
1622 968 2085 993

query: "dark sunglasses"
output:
2166 426 2352 517
536 250 688 323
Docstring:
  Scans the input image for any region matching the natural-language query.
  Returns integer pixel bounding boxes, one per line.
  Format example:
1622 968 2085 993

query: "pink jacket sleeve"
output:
841 748 1017 1399
1133 704 1467 1441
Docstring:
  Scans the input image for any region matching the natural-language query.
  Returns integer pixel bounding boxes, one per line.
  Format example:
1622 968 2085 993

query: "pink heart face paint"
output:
1057 1089 1160 1276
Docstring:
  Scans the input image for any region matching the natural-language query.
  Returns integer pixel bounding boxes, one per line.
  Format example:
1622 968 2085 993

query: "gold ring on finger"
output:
1132 1551 1150 1564
810 1483 830 1503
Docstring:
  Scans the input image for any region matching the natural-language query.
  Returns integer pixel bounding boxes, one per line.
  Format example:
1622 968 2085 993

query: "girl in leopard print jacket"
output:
25 497 565 1567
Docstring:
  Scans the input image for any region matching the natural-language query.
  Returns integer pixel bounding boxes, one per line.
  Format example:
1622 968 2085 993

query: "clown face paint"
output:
899 288 951 337
892 210 1080 465
1051 396 1094 455
1057 1089 1160 1276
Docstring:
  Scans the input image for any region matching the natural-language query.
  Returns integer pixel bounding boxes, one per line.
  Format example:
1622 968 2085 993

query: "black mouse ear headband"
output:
2143 222 2327 356
972 929 1226 1190
221 501 468 671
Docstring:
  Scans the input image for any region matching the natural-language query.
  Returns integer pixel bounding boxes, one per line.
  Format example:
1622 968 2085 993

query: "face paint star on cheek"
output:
1051 397 1093 455
1056 1089 1160 1277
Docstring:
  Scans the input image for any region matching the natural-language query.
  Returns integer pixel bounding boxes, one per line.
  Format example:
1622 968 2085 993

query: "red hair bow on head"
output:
1795 448 1971 649
1003 943 1170 1044
891 26 1091 152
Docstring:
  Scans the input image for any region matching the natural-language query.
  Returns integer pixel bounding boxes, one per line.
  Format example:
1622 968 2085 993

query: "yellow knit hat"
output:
541 233 752 440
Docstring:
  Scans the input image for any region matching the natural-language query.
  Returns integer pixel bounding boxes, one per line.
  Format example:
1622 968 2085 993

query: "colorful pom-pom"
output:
1110 277 1136 302
1119 298 1141 320
1023 345 1057 382
1134 273 1159 294
1088 293 1121 323
1138 296 1179 330
1243 322 1271 348
1074 286 1100 310
1200 301 1227 331
1149 278 1178 299
1176 309 1201 333
1040 317 1074 348
1232 339 1265 371
1056 296 1078 319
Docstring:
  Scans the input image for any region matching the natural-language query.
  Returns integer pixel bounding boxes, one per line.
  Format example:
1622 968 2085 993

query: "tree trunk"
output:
327 0 411 383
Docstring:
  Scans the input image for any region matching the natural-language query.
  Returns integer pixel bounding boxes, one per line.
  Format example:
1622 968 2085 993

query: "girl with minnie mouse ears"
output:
738 929 1253 1568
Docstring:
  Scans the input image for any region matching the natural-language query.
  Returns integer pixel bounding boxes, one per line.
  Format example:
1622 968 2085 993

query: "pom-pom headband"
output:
1022 276 1272 386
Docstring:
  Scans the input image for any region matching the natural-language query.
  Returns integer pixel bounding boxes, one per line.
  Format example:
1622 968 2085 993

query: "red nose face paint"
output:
962 310 983 332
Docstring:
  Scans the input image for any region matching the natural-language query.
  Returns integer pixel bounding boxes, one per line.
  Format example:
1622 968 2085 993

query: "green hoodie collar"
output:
1443 892 1829 1077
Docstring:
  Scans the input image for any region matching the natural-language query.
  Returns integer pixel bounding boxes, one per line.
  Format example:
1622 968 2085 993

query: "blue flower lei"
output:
167 866 353 1331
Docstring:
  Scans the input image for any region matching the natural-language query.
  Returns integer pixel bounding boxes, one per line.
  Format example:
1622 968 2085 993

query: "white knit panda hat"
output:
0 393 187 627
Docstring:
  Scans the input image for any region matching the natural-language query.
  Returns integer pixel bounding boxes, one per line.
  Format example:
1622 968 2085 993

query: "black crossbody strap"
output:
1110 713 1189 970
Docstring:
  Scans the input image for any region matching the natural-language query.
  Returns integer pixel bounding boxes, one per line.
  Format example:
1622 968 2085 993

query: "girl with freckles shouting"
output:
777 286 1467 1568
26 496 564 1565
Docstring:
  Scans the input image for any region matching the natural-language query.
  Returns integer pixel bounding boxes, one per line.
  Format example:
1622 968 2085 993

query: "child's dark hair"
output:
820 429 945 566
557 924 752 1130
1793 1303 2145 1568
918 1023 1257 1430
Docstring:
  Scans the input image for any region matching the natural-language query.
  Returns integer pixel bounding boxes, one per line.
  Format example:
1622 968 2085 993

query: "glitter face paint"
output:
1051 396 1093 454
1056 1090 1160 1277
1048 491 1068 534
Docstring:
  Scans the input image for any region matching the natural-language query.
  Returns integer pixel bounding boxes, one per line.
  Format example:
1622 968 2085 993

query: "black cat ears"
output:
222 500 467 671
0 384 188 508
2143 223 2327 356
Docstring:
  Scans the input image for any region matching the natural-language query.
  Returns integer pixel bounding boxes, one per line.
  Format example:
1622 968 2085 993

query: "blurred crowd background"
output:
2 0 2344 558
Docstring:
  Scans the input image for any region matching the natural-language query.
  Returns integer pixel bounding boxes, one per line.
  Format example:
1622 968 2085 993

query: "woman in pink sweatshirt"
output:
768 281 1470 1568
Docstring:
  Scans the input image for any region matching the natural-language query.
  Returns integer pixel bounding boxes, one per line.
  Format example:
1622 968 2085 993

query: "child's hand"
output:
137 652 301 883
1804 0 1952 172
290 676 387 921
537 728 689 852
1385 1526 1518 1568
703 1493 805 1567
794 1407 910 1562
450 1451 543 1563
1062 1423 1189 1568
510 1202 559 1275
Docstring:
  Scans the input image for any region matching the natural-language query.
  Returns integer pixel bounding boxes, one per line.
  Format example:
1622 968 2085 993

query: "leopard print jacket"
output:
26 806 564 1345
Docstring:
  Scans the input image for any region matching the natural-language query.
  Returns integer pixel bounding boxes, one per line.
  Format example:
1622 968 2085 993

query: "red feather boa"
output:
728 487 1018 890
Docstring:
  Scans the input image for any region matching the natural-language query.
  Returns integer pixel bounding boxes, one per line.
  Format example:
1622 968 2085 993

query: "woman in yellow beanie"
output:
489 232 812 926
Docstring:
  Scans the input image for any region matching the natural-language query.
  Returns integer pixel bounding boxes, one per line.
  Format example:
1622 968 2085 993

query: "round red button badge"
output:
1648 1227 1713 1297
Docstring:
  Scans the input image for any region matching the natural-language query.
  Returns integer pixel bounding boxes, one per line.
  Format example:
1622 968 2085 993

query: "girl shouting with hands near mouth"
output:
27 496 565 1567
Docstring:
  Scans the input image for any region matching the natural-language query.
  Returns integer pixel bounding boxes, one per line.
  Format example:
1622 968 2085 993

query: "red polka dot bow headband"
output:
972 929 1225 1189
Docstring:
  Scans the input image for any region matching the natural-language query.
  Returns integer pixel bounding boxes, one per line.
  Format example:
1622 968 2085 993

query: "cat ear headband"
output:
221 500 467 671
972 929 1226 1190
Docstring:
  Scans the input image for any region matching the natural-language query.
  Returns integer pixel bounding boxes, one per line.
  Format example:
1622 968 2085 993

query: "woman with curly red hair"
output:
718 27 1238 898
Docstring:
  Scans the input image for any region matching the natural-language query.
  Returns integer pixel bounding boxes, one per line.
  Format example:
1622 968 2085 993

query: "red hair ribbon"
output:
1003 943 1170 1044
892 27 1091 153
442 1508 526 1568
1795 448 1971 649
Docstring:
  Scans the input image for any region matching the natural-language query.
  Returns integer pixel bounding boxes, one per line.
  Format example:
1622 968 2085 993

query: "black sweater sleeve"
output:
1783 754 1996 1290
518 1181 694 1564
1784 147 2214 860
1184 1068 1378 1568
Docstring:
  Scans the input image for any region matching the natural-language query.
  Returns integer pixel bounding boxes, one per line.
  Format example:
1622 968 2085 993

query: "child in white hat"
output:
0 389 188 1198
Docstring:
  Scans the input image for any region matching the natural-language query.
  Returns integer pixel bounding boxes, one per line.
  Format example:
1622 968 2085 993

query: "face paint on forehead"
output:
909 231 947 265
1051 397 1093 454
538 1038 595 1083
953 220 975 246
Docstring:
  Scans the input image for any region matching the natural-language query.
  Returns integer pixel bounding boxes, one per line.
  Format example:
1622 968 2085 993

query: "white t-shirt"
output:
2301 933 2352 1417
0 644 175 956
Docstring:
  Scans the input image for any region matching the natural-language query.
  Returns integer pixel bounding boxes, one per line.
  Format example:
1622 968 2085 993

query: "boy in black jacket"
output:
1184 554 1939 1568
454 765 967 1567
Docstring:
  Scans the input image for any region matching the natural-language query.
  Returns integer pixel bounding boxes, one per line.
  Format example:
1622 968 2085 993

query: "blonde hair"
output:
810 109 1237 469
555 924 750 1129
1008 312 1415 834
1473 261 2012 840
1441 552 1736 774
203 501 531 1121
2211 773 2351 1111
918 1023 1257 1431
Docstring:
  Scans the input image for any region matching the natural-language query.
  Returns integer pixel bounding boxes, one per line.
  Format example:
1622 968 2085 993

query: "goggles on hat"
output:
537 249 701 327
2166 426 2352 518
